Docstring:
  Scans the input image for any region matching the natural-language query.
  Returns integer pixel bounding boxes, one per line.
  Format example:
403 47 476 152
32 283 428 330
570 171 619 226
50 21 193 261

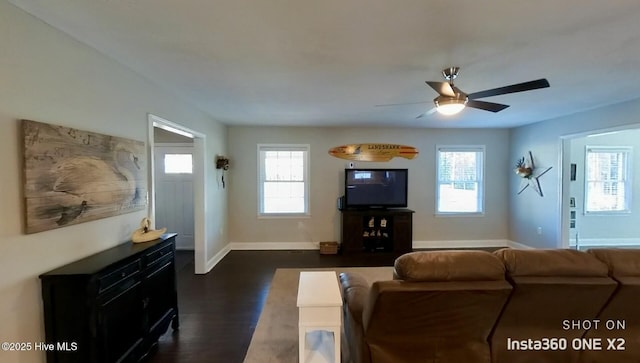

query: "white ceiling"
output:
10 0 640 128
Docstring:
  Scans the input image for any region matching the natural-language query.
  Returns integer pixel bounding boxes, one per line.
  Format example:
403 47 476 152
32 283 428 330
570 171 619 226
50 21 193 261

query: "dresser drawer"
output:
98 259 141 293
145 243 174 267
147 251 173 274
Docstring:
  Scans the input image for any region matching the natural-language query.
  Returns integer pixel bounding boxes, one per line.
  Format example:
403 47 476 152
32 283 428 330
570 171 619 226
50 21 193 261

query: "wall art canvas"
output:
23 120 147 234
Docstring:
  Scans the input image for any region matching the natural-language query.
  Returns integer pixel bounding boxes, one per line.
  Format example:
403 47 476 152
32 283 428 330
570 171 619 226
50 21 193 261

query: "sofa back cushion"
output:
393 250 506 282
495 248 609 277
588 248 640 277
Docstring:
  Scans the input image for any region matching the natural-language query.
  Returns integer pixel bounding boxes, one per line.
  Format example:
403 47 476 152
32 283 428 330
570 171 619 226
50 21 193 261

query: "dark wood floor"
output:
149 250 404 363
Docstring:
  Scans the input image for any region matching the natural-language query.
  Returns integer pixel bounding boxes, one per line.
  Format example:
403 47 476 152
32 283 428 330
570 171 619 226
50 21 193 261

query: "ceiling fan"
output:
381 67 550 119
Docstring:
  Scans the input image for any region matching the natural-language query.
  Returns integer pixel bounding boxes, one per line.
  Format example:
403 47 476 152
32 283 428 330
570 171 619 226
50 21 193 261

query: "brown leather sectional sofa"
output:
339 248 640 363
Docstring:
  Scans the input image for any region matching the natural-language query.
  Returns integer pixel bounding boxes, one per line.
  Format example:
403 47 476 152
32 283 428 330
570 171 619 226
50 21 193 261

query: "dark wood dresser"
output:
40 233 179 363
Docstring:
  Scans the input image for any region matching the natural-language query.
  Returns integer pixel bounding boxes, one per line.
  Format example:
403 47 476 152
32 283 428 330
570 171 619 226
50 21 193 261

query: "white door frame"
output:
559 122 640 249
148 114 208 274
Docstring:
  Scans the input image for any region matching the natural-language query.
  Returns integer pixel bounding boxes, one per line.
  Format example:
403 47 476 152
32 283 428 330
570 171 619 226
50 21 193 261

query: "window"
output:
436 146 484 214
164 154 193 174
585 147 632 213
258 144 310 216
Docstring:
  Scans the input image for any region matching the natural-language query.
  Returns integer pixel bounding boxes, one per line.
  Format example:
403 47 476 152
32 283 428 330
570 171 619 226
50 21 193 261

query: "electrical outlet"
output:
537 227 543 235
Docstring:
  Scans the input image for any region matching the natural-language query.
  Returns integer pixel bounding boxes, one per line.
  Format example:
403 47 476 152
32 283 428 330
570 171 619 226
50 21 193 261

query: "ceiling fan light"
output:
436 103 465 115
435 97 467 116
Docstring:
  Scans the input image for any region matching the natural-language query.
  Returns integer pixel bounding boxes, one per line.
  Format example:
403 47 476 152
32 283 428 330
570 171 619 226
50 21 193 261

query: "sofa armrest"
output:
340 272 371 363
339 272 370 326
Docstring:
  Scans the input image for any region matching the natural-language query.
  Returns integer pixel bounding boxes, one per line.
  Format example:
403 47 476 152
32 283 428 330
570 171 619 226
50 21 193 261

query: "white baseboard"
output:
412 239 510 249
205 244 231 273
228 240 524 251
229 241 320 250
507 240 536 249
570 238 640 247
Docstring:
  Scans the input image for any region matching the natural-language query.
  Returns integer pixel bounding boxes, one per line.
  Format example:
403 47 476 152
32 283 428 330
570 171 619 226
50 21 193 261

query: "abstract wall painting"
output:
22 120 147 234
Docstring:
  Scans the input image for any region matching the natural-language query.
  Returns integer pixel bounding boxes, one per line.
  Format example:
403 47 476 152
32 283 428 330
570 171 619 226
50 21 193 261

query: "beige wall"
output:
0 3 227 362
228 126 510 246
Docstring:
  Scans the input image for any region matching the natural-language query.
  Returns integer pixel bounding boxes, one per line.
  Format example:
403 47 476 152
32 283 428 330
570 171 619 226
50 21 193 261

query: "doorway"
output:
148 114 208 274
154 144 195 250
561 125 640 250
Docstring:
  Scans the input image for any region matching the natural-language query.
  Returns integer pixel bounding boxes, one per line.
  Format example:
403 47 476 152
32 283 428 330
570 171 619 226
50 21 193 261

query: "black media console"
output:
340 209 414 254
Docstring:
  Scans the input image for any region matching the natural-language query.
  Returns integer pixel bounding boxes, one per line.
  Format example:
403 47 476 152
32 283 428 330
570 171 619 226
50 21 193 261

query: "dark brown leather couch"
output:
491 248 617 363
579 249 640 363
340 248 638 363
340 250 513 363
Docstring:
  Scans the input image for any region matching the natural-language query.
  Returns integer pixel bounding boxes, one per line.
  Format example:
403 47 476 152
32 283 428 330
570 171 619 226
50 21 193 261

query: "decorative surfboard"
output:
328 144 419 162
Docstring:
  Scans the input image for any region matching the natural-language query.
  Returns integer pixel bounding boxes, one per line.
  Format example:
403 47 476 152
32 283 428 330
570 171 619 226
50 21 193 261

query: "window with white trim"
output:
436 146 484 214
258 144 310 216
585 146 632 213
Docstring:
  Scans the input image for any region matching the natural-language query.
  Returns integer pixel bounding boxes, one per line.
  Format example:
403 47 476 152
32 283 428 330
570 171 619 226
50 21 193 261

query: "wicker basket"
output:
319 241 339 255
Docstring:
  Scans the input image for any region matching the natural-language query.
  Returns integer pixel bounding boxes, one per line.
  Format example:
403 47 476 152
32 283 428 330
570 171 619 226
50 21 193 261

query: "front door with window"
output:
154 145 195 250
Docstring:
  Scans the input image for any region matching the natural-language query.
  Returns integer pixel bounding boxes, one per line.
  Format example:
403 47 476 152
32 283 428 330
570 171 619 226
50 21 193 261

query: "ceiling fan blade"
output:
426 81 455 97
375 101 427 107
467 78 550 100
466 100 510 113
416 107 437 119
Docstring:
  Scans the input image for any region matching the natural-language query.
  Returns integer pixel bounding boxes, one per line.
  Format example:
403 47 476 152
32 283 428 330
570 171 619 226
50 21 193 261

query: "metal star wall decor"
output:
514 151 552 197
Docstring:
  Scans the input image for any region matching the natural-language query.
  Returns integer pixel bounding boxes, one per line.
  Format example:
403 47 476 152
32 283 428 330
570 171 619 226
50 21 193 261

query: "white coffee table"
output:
297 271 343 363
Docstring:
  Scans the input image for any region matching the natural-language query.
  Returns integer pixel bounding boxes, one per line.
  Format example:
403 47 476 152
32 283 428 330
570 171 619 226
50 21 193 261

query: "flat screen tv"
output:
344 169 408 208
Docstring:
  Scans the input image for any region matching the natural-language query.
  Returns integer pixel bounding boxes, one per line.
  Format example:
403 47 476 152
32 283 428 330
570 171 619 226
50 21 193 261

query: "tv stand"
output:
340 209 414 254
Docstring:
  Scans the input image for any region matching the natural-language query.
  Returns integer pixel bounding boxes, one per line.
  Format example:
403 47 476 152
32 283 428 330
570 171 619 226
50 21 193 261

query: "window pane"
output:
438 182 479 212
263 182 305 213
264 151 304 181
437 148 483 213
586 149 629 212
164 154 192 174
439 151 478 182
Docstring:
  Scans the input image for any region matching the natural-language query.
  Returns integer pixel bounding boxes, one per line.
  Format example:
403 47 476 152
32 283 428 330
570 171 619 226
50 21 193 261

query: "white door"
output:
154 145 195 250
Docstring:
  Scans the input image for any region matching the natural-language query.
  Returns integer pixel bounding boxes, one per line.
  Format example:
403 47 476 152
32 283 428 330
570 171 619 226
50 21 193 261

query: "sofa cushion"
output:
393 250 506 282
588 248 640 277
495 248 608 277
